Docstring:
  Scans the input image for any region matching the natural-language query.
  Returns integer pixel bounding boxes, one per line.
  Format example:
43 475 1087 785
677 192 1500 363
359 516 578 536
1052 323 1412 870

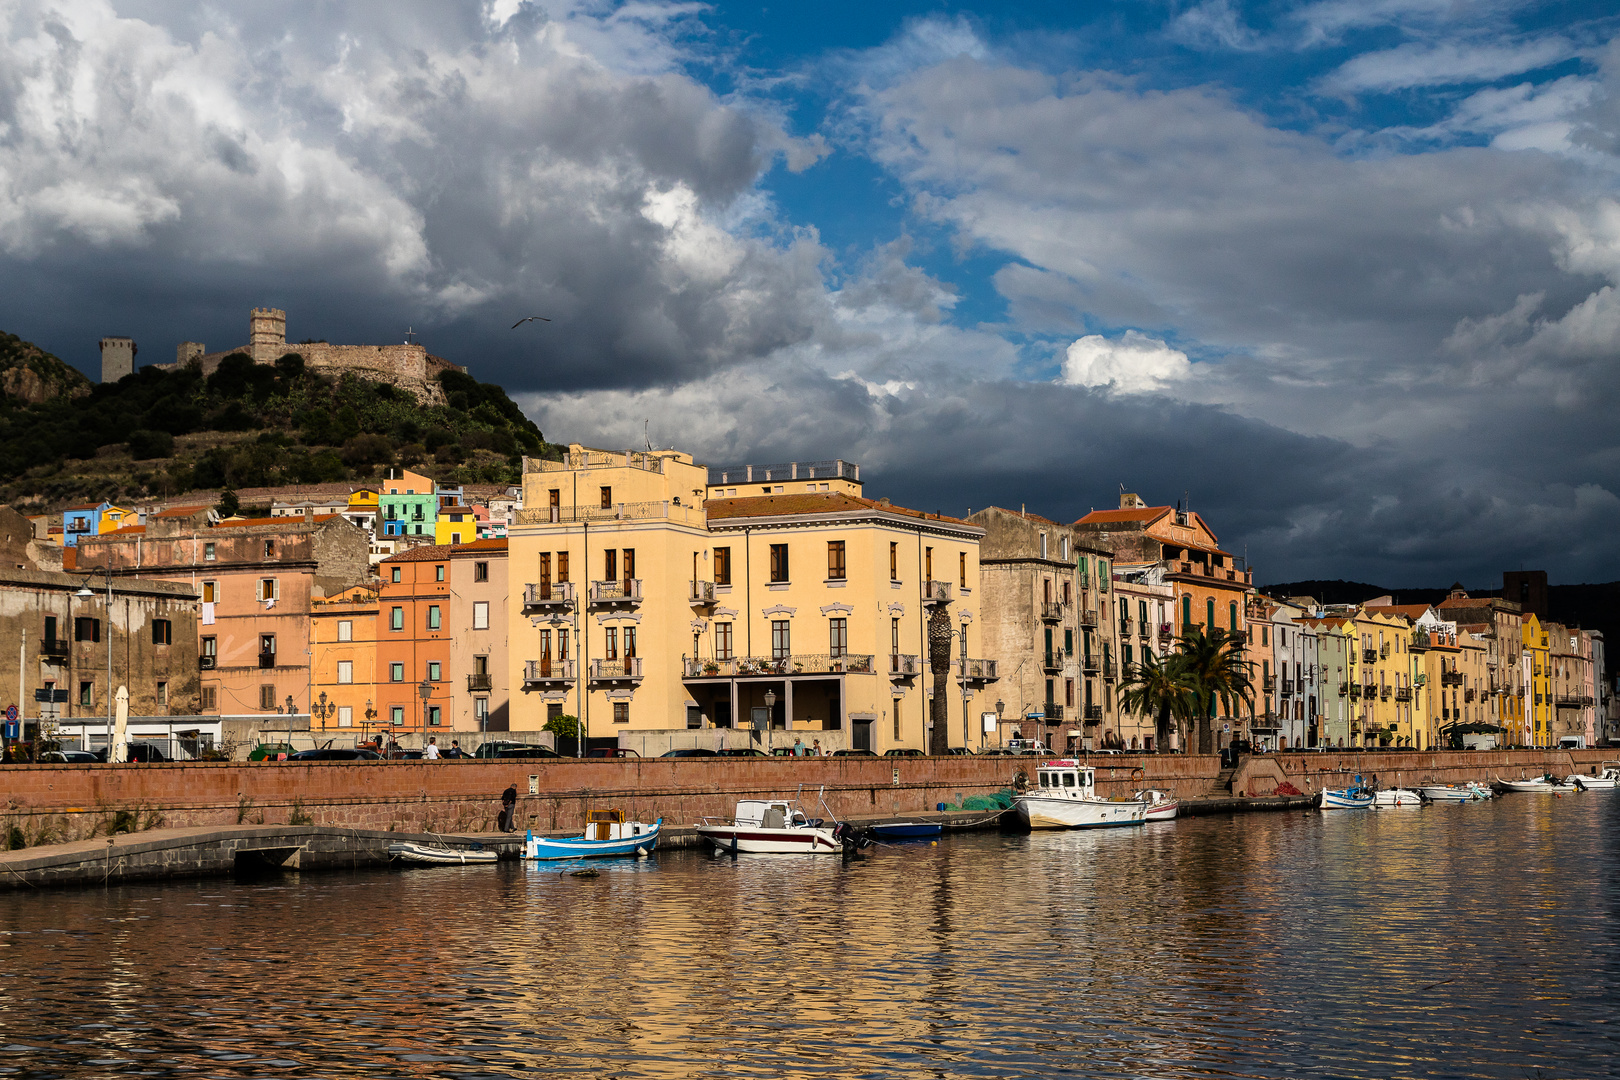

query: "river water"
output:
2 794 1616 1079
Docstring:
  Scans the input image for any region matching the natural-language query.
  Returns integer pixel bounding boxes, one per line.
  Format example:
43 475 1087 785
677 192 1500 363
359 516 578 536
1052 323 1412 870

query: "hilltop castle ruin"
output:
164 307 464 405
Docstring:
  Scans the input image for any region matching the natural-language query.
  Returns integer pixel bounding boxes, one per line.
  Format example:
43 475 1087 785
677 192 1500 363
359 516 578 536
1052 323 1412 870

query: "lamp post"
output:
764 688 776 741
994 698 1004 752
418 679 433 744
311 691 336 730
73 565 114 759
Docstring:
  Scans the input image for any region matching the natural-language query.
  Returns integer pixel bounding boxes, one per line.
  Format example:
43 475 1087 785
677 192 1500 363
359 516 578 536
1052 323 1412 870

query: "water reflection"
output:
2 796 1617 1078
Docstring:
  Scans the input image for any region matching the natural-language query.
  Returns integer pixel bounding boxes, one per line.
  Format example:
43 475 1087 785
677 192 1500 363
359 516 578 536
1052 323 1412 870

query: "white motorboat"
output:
1495 775 1576 794
695 798 841 854
387 840 497 865
1572 762 1619 791
1135 788 1180 821
1373 788 1424 808
1419 784 1488 802
1014 760 1147 829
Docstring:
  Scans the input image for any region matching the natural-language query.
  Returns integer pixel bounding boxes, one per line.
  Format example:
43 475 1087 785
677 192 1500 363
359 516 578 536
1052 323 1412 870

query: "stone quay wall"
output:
2 750 1609 847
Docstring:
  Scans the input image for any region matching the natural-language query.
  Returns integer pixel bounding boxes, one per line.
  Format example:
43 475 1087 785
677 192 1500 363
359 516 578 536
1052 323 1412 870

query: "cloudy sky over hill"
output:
2 0 1618 585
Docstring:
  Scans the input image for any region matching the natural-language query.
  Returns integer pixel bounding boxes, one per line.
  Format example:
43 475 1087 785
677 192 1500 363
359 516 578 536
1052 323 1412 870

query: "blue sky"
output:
2 0 1619 584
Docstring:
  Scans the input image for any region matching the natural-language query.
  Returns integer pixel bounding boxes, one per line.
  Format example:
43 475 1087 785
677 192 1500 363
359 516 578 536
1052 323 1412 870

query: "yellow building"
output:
309 585 380 738
1522 613 1551 747
507 447 992 752
434 505 476 546
1344 608 1419 747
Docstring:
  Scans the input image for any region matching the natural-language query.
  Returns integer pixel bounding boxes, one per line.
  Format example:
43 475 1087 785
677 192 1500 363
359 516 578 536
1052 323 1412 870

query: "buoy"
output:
930 841 937 846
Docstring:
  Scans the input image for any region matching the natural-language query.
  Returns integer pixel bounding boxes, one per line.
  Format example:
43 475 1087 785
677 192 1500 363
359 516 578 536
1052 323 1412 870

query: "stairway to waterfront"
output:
1209 766 1237 796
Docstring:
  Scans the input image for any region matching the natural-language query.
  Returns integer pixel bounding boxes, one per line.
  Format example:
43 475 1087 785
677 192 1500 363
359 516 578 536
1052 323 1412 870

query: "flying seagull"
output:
511 316 552 328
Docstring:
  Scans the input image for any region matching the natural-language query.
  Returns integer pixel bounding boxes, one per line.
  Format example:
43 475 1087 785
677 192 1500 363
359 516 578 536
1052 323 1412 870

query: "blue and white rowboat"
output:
524 811 661 861
1319 787 1375 810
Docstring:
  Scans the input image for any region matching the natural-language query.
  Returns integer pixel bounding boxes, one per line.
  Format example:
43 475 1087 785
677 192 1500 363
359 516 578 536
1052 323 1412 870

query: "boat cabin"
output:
1033 761 1096 795
733 800 815 829
587 809 653 842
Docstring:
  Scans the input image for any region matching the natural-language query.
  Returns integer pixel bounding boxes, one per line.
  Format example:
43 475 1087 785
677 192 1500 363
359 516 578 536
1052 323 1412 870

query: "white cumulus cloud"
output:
1059 331 1193 394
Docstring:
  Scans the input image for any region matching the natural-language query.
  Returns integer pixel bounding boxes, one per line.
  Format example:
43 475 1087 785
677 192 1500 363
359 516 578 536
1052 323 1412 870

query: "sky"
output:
2 0 1619 587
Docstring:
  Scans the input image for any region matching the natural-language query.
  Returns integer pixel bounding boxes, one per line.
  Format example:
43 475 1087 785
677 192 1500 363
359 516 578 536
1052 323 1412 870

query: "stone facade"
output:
99 336 135 383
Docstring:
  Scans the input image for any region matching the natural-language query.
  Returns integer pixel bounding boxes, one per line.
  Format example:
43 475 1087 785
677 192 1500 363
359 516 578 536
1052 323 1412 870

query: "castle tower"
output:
249 306 286 363
176 341 206 367
99 336 136 383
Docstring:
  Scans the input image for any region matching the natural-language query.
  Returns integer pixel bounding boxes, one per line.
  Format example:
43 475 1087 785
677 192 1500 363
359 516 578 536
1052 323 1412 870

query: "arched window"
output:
1206 598 1216 628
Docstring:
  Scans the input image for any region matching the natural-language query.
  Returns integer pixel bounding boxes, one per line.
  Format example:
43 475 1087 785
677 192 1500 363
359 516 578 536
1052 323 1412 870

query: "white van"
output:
1005 738 1052 756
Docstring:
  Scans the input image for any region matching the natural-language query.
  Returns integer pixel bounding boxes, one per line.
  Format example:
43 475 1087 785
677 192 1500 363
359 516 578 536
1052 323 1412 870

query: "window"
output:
390 606 404 631
959 552 967 589
1140 600 1149 624
557 551 569 583
201 636 216 658
604 549 617 582
714 547 731 586
204 542 216 561
600 486 612 509
337 661 353 685
474 561 489 582
1044 678 1053 706
79 681 94 706
1063 581 1071 605
474 699 488 726
1206 598 1216 628
687 705 702 730
772 620 790 660
434 564 445 582
427 605 441 630
264 539 276 558
892 618 900 655
338 620 352 643
1064 628 1074 655
200 686 217 711
391 663 405 682
75 616 100 643
338 705 352 727
260 633 276 662
259 685 276 710
827 541 846 580
622 548 635 582
391 566 402 583
605 627 619 660
258 578 277 602
1065 679 1075 707
1040 533 1048 559
1062 537 1069 561
428 661 441 681
156 681 167 708
829 618 847 657
624 627 637 659
152 618 172 645
716 623 734 661
613 702 630 724
889 542 898 581
925 547 933 581
770 543 788 582
426 705 441 726
473 601 489 630
1230 601 1239 634
391 706 404 726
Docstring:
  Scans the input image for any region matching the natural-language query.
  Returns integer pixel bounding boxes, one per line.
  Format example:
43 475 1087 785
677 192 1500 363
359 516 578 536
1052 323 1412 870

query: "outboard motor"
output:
833 822 874 855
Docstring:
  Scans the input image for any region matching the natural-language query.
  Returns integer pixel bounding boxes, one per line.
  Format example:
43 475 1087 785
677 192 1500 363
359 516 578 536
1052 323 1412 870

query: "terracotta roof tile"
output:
706 492 974 527
381 544 455 563
452 538 508 553
1074 507 1170 525
154 505 210 518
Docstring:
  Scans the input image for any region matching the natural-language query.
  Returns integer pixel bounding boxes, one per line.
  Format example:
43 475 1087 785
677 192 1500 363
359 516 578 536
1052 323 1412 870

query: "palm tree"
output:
1118 648 1199 752
1173 625 1255 754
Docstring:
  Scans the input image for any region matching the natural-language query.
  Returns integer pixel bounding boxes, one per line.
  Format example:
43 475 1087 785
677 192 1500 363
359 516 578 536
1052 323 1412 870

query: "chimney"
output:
1120 492 1146 510
303 506 315 524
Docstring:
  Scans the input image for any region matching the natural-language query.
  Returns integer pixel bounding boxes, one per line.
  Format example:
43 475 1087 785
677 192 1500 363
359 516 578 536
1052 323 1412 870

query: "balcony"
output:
922 580 952 605
682 654 876 678
1140 623 1153 640
41 637 69 658
1102 658 1117 682
1042 703 1064 723
1349 684 1361 699
522 581 577 612
199 655 217 670
1281 679 1294 696
467 673 493 692
1395 687 1411 702
1042 651 1063 672
689 581 716 605
1078 608 1099 629
1464 688 1476 703
258 651 276 670
1440 671 1464 687
1380 686 1391 701
889 654 920 679
1119 617 1135 637
1380 643 1391 659
523 659 577 687
955 658 1001 682
1082 655 1100 674
590 658 644 683
1262 675 1276 692
1339 682 1349 696
1083 705 1104 723
1362 648 1378 664
1159 622 1175 637
1041 601 1064 622
589 579 642 607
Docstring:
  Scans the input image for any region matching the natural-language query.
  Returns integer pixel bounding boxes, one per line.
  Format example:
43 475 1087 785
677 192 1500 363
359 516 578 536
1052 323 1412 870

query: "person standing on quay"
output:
424 737 440 760
499 784 518 832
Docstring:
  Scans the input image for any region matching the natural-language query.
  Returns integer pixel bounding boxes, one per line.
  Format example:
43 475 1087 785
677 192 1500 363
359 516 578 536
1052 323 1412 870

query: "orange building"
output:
309 585 381 738
377 546 453 736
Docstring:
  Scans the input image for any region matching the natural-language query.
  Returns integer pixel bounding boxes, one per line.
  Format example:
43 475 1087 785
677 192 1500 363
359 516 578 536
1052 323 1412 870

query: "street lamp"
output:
764 689 777 737
418 679 433 742
74 565 114 759
994 698 1004 751
311 691 336 729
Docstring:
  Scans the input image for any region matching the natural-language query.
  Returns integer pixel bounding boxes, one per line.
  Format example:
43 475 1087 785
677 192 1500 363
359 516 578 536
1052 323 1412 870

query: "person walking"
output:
445 739 464 759
424 737 440 760
499 784 518 832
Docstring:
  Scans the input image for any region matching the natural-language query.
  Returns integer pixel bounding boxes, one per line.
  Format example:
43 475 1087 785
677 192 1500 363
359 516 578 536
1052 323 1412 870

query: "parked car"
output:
832 748 877 757
586 747 640 758
96 742 170 763
287 748 383 761
659 748 718 758
36 749 99 764
947 747 976 755
249 743 296 761
884 748 925 757
494 745 561 759
716 747 767 757
474 740 553 758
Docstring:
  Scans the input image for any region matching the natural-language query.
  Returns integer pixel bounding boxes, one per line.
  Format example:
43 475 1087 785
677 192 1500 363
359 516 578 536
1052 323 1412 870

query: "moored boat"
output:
387 840 497 865
1419 784 1487 802
523 810 661 860
1373 788 1424 808
1319 786 1374 810
1572 762 1619 791
1134 789 1180 821
869 820 944 840
1013 760 1147 829
696 798 842 854
1495 774 1576 794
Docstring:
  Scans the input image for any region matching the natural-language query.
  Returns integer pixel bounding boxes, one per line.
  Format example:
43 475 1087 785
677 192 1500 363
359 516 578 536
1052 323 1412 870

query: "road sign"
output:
4 705 16 723
2 721 18 740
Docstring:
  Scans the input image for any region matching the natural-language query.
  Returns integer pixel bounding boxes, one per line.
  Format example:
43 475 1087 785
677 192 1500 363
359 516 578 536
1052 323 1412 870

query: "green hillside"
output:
0 342 560 511
0 332 93 405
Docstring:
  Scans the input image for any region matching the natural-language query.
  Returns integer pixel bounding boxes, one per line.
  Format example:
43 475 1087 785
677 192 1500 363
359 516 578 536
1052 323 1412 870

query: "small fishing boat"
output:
1419 784 1487 802
1319 786 1374 810
696 797 842 854
1135 789 1180 821
868 820 944 840
1373 788 1424 808
1572 762 1620 791
1013 760 1147 829
1495 774 1576 794
523 810 662 861
387 839 498 865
